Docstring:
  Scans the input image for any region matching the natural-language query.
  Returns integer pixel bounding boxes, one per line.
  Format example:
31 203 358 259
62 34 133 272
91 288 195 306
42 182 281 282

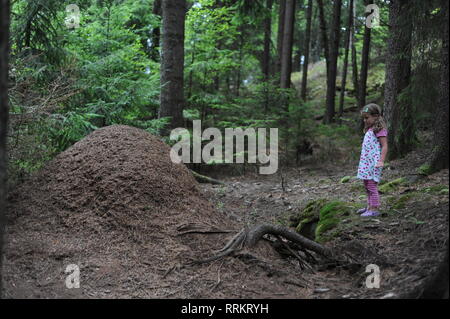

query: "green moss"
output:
378 177 407 194
423 185 449 194
316 201 355 243
418 164 433 176
293 199 363 243
340 176 351 183
289 198 327 227
389 193 417 209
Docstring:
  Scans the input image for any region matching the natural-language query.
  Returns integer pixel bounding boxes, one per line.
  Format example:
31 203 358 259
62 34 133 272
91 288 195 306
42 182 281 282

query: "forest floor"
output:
2 126 448 299
198 133 449 299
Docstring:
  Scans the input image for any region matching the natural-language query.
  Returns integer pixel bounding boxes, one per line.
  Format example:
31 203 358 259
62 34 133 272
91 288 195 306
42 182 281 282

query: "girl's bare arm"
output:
376 136 388 167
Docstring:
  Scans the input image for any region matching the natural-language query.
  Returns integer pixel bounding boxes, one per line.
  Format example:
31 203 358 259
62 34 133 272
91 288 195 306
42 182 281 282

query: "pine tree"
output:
384 0 413 159
159 0 187 133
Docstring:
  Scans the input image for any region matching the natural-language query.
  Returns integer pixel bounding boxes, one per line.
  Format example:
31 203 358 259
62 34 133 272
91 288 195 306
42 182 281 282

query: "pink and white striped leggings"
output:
364 179 380 208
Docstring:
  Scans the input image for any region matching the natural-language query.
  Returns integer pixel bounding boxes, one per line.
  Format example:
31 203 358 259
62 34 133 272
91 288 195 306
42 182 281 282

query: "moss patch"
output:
387 192 417 209
291 199 328 238
378 177 407 194
292 199 362 243
422 185 449 195
315 201 355 243
418 164 432 176
340 176 352 183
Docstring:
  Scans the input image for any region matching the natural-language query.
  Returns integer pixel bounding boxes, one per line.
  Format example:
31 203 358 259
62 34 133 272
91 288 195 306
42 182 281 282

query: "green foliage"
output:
48 111 101 152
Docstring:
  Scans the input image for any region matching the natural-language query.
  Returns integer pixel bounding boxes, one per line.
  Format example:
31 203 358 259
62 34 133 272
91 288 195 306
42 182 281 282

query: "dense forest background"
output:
2 0 448 185
0 0 448 299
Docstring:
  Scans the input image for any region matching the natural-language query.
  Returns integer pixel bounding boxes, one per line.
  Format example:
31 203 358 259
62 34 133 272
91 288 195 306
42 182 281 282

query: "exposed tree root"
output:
187 223 351 267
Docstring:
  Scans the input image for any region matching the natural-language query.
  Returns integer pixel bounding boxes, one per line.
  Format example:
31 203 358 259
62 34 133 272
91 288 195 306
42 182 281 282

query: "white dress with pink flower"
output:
357 128 387 183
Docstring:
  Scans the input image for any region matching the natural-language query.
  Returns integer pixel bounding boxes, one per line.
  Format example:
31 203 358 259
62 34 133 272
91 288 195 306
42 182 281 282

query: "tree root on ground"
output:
185 223 358 269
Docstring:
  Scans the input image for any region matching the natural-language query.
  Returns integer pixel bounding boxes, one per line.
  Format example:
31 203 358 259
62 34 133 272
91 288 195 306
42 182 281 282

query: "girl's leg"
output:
357 180 370 213
366 179 380 210
364 180 371 207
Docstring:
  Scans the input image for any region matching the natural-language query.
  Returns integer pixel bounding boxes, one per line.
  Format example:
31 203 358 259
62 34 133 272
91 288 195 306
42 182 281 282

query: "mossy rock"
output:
293 199 361 243
418 164 433 176
292 199 328 237
315 201 356 243
378 177 407 194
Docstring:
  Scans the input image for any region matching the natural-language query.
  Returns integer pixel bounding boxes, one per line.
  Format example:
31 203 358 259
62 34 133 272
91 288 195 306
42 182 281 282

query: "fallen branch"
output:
190 170 225 185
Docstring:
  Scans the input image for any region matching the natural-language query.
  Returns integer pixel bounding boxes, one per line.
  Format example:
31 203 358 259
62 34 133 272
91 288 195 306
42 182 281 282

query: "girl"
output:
356 103 388 217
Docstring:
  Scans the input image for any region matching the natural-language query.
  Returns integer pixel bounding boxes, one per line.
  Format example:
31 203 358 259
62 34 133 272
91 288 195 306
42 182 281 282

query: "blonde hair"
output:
361 103 387 134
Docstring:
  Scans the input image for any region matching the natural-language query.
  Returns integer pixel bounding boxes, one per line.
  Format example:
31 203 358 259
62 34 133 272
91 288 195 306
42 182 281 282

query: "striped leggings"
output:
364 179 380 208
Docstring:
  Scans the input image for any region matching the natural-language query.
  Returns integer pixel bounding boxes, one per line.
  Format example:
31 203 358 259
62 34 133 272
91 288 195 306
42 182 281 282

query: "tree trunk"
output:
276 0 287 79
384 0 413 159
159 0 186 134
351 0 359 105
301 0 313 101
338 0 353 118
316 0 329 70
358 0 372 109
280 0 296 91
263 0 273 81
0 0 11 297
151 0 162 62
263 0 274 114
425 0 449 172
323 0 342 124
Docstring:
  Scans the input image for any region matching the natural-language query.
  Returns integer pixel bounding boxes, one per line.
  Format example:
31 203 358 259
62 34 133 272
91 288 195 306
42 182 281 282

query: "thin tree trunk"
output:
0 0 11 297
351 0 359 104
236 34 243 97
263 0 274 114
301 0 313 101
188 39 196 99
324 0 342 124
338 0 353 117
151 0 162 62
316 0 329 70
384 0 413 159
159 0 186 134
276 0 287 79
358 0 372 109
263 0 273 81
280 0 296 90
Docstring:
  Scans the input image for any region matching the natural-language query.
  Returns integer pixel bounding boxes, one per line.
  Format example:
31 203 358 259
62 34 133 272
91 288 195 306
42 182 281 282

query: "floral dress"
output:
357 128 387 183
